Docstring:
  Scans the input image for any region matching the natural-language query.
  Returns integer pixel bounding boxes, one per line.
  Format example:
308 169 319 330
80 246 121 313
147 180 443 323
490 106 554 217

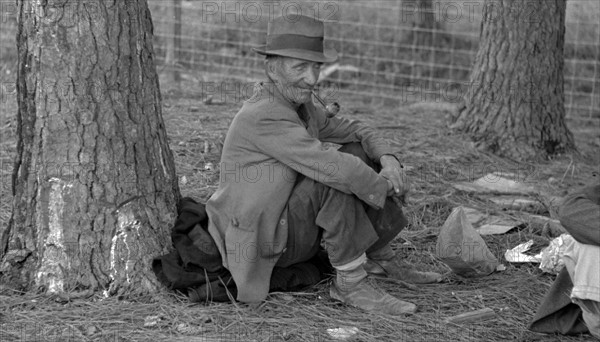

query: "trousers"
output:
275 142 408 268
563 238 600 338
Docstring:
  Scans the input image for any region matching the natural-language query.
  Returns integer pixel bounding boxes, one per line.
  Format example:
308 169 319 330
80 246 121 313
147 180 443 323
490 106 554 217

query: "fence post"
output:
165 0 182 84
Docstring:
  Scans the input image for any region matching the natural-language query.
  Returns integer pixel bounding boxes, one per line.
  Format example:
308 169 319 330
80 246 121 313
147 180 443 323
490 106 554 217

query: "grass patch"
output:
1 76 598 340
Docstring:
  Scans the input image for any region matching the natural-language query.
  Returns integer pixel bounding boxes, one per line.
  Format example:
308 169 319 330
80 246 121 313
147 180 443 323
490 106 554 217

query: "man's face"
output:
268 57 322 105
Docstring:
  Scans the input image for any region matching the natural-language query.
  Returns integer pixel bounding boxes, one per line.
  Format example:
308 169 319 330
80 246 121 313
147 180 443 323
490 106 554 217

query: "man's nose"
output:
303 64 320 87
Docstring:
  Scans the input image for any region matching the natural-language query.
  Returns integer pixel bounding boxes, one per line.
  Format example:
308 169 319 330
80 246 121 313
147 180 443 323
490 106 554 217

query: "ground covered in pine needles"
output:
1 79 599 341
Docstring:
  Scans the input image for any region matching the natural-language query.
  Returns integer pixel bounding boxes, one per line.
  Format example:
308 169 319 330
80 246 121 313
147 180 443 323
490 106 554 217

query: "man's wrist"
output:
380 154 403 168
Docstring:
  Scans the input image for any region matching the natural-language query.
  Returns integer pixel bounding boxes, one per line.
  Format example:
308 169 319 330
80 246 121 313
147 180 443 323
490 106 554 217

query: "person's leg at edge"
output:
563 239 600 339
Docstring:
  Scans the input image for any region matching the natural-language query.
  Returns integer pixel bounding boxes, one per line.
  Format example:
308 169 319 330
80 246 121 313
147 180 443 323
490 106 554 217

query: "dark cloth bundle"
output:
528 268 588 335
152 197 330 302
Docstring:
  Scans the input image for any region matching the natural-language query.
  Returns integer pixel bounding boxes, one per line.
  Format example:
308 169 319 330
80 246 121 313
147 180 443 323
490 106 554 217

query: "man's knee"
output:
338 142 373 167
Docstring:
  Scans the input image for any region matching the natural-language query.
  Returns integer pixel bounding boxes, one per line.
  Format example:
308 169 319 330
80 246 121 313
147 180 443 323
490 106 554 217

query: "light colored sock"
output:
334 253 367 292
335 253 367 271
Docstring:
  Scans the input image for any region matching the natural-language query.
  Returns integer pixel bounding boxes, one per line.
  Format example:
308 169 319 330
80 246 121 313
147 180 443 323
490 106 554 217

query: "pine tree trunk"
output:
0 0 180 296
452 0 576 160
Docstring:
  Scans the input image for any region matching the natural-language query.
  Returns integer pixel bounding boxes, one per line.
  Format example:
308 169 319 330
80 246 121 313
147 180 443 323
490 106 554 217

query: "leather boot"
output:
365 258 443 284
330 266 417 315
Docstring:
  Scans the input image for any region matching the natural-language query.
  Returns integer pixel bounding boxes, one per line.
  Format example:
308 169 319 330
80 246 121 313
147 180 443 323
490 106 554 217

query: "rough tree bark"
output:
0 0 180 296
452 0 576 160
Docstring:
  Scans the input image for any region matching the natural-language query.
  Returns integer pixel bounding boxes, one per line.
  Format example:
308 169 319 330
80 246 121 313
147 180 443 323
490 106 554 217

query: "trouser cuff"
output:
367 244 396 261
334 253 367 271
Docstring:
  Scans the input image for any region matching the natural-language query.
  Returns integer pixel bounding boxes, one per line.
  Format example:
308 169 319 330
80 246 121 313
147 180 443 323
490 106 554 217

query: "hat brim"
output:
252 45 338 63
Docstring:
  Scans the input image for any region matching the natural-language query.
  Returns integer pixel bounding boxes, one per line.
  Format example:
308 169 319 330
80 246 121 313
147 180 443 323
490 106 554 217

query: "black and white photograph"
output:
0 1 598 341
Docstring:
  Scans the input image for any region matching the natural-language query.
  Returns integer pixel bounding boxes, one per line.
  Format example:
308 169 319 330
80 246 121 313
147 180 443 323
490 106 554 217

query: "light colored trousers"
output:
563 238 600 339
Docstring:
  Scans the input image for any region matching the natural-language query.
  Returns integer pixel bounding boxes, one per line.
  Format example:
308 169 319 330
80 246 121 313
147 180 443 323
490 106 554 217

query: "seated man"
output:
206 14 441 315
530 180 600 338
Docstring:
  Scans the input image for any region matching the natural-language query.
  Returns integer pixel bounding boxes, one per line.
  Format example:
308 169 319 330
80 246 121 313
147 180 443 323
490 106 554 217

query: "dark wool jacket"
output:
152 198 329 302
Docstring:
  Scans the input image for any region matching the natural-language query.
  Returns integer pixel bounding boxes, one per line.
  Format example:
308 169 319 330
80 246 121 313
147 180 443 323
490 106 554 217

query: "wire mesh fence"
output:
0 0 598 120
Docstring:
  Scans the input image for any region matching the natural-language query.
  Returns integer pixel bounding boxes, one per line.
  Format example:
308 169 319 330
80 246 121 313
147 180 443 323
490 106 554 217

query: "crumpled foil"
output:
539 234 574 274
504 240 541 263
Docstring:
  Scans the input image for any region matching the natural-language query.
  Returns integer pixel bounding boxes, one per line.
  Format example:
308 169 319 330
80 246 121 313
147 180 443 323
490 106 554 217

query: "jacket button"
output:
369 194 374 200
280 219 286 225
231 218 239 227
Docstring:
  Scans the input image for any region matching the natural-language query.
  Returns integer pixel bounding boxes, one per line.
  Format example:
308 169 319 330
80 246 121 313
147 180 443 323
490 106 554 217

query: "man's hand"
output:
379 155 409 199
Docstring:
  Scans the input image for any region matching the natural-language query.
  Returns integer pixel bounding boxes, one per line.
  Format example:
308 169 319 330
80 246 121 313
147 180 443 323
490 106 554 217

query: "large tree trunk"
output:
0 0 180 296
452 0 576 160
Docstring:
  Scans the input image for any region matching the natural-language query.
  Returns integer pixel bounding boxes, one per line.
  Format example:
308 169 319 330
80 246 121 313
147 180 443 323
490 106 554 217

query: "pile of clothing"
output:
152 198 332 302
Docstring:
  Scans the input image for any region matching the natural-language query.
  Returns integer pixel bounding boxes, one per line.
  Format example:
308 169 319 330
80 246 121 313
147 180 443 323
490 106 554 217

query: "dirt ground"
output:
1 77 599 341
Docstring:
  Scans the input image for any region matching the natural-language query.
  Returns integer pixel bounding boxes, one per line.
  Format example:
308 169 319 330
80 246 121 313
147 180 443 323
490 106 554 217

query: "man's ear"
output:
265 59 281 82
263 59 271 76
266 58 277 75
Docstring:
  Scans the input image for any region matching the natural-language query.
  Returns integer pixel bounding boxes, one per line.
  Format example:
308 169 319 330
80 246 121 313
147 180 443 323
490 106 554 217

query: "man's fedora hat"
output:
253 14 338 63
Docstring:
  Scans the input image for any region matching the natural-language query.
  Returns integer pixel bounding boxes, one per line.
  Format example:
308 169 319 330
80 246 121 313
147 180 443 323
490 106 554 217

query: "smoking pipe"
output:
312 90 340 118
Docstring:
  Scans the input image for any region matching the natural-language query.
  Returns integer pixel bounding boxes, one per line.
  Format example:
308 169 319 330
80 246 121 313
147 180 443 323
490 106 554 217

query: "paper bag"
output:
436 207 499 277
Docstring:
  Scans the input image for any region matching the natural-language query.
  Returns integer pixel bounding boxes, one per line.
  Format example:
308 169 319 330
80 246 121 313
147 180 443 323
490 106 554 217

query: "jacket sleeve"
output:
250 111 389 209
558 184 600 246
309 104 395 162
